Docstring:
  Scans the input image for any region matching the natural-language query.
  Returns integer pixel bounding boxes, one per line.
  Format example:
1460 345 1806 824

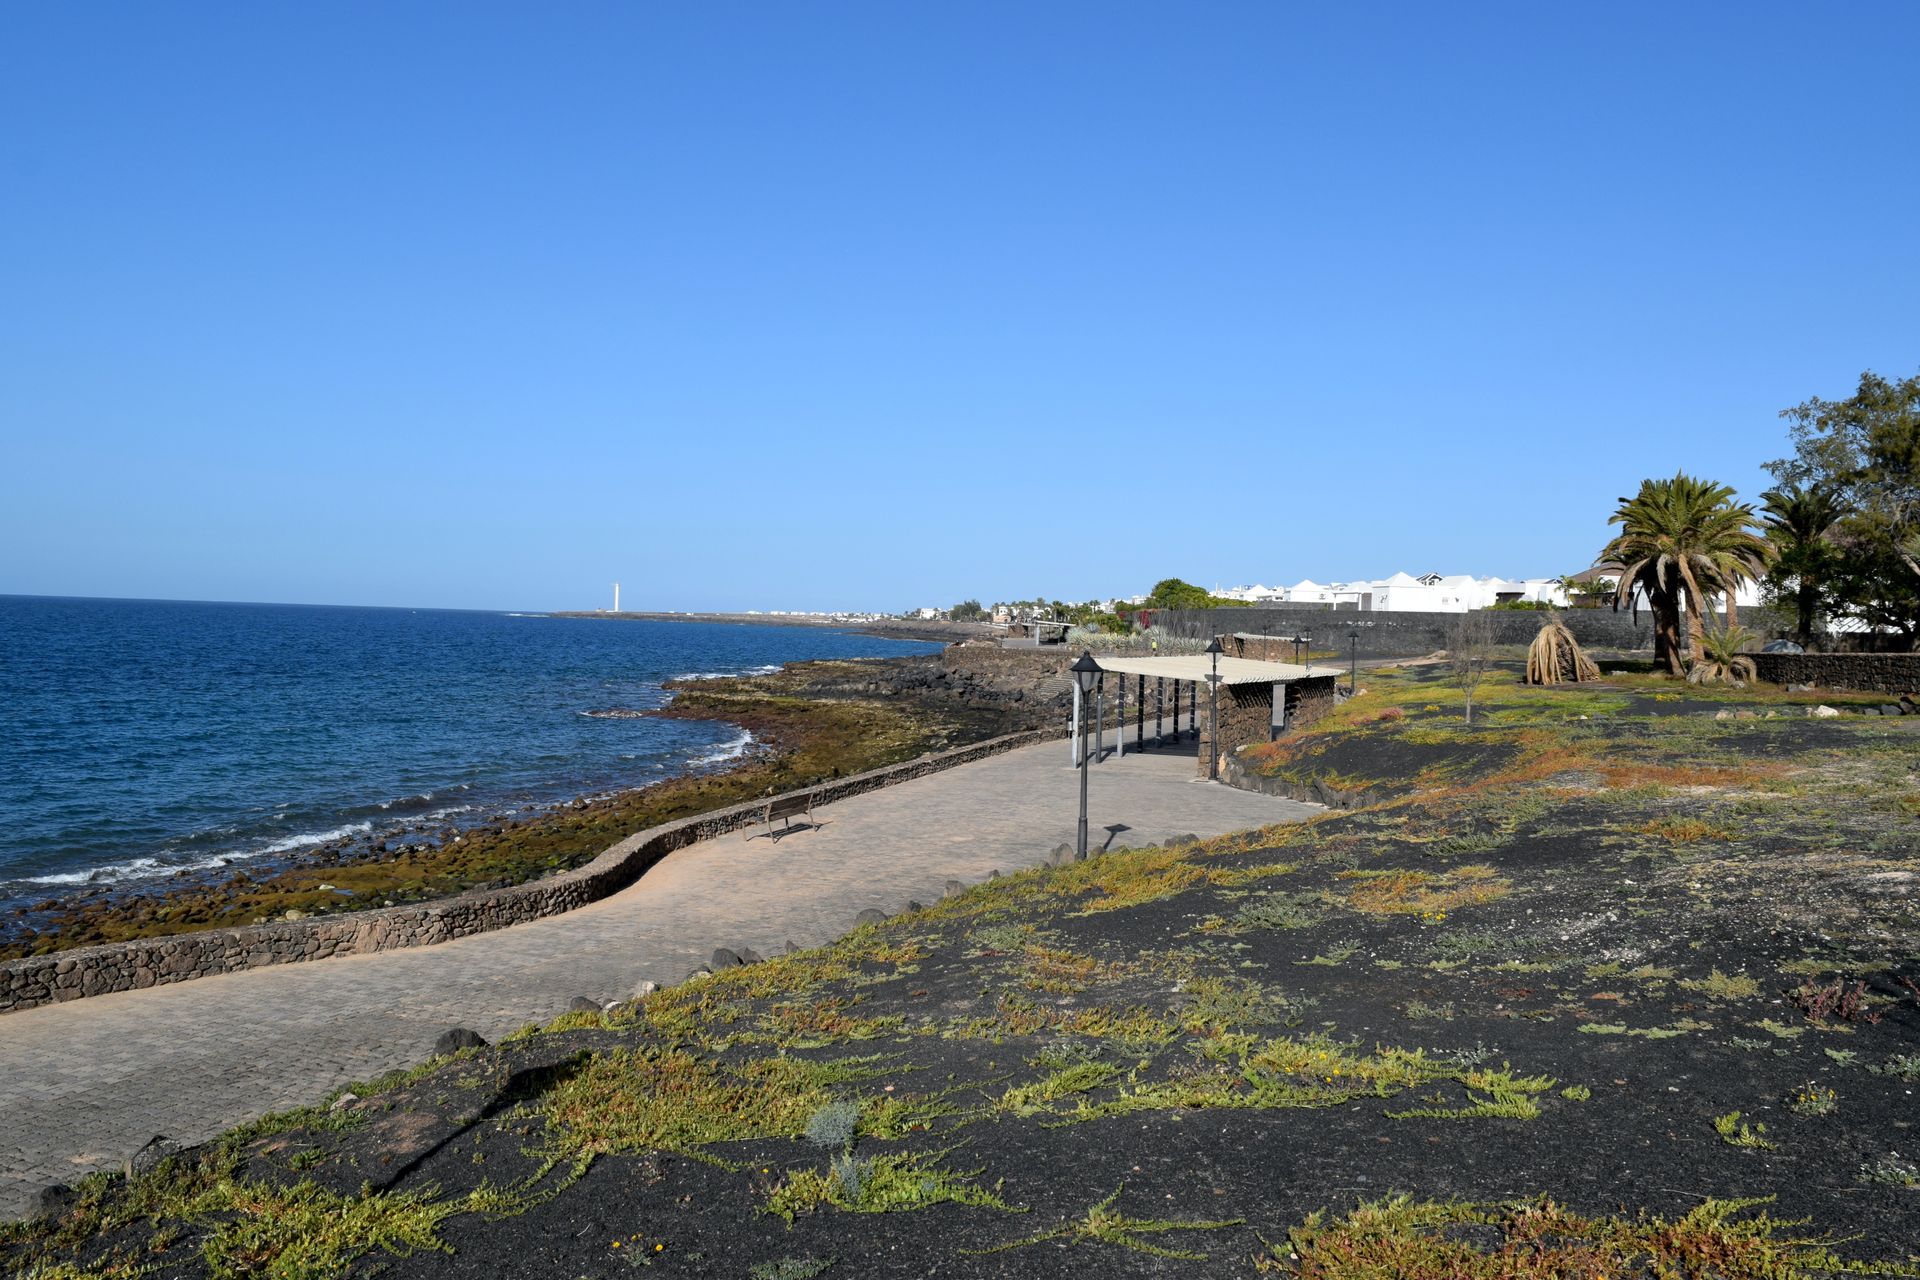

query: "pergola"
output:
1068 652 1328 769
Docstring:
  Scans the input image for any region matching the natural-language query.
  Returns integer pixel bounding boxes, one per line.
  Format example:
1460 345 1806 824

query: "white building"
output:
1207 572 1568 613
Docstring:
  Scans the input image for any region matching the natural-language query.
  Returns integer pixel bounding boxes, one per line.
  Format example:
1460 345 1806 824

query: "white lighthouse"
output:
612 582 621 613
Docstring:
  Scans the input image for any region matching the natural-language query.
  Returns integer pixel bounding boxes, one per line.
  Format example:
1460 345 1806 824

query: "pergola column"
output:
1094 673 1105 765
1135 675 1145 751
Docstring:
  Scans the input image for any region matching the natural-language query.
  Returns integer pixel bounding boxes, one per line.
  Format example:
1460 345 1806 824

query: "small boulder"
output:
737 947 765 966
853 908 888 928
631 980 659 1000
125 1136 181 1181
329 1092 360 1112
943 879 965 899
683 966 712 983
1810 704 1841 718
784 940 801 955
433 1027 488 1057
1882 704 1905 717
567 996 603 1014
30 1184 75 1220
710 947 743 970
905 901 925 914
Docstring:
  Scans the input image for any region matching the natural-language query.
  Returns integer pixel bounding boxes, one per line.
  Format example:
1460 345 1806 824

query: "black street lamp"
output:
1070 651 1101 859
1345 621 1373 695
1205 636 1225 780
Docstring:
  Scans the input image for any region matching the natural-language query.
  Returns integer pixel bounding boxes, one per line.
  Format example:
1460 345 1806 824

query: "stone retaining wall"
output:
940 643 1076 679
1750 652 1920 694
0 727 1060 1016
1146 606 1787 657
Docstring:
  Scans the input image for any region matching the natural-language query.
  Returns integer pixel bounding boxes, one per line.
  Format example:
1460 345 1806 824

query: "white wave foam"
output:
377 791 437 811
687 730 755 768
22 857 162 886
257 820 374 856
672 664 783 682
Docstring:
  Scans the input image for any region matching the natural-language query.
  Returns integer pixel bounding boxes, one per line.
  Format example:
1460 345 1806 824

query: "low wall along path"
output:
0 731 1319 1219
0 729 1057 1015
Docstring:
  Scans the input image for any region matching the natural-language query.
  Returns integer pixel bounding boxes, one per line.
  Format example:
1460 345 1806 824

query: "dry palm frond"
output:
1526 616 1600 685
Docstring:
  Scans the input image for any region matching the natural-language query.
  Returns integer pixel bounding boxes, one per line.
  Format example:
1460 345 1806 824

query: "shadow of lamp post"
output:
1205 635 1224 780
1071 651 1101 859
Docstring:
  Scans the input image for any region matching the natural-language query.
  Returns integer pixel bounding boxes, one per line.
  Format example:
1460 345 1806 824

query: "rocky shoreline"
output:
1 653 1067 962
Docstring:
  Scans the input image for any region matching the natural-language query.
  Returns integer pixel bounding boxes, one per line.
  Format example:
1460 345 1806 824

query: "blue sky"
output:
3 3 1916 612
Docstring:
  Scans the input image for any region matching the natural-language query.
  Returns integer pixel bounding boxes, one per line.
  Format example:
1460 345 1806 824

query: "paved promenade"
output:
0 735 1315 1219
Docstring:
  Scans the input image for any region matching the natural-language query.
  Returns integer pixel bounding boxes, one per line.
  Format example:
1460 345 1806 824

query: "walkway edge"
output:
0 728 1061 1015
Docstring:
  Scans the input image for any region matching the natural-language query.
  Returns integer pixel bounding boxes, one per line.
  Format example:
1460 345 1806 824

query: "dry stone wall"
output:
0 727 1059 1016
1750 652 1920 694
1148 606 1787 658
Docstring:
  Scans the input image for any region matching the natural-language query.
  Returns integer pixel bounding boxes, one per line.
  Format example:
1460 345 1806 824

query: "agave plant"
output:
1687 625 1758 686
1525 615 1600 685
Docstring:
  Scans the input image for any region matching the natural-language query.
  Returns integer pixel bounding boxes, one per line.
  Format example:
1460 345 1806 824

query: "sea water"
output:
0 596 933 910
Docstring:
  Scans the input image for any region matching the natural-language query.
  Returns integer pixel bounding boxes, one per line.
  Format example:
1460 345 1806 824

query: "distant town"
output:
622 565 1771 626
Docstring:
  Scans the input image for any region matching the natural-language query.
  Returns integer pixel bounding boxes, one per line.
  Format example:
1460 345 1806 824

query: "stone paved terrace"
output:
0 733 1317 1220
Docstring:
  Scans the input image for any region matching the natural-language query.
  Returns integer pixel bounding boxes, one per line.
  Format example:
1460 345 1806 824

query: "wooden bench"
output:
749 790 818 842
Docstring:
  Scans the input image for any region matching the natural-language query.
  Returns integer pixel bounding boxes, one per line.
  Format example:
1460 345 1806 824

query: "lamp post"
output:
1070 652 1101 859
1205 636 1224 780
1348 628 1359 695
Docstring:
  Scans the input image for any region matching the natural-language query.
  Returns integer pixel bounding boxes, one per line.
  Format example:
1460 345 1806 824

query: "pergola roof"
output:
1091 654 1331 686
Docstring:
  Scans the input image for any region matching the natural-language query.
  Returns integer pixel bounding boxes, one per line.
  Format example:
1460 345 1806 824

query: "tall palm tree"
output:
1760 481 1846 643
1600 473 1772 676
1696 492 1773 629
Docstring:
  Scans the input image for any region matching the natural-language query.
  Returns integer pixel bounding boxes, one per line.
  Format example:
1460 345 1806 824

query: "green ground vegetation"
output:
9 658 1920 1278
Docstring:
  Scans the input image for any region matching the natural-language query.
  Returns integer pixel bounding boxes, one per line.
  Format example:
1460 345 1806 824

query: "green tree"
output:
1144 578 1253 610
949 599 986 622
1146 579 1210 609
1599 473 1771 676
1758 482 1846 643
1768 369 1920 637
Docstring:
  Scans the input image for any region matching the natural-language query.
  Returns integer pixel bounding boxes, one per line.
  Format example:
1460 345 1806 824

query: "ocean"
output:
0 596 935 912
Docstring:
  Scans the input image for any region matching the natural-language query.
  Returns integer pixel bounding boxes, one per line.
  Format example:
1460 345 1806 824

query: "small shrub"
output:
1233 892 1322 931
1786 1083 1837 1117
1869 1054 1920 1082
804 1100 861 1154
751 1259 836 1280
1860 1153 1920 1188
1712 1111 1776 1150
1681 969 1760 1000
1788 978 1880 1025
969 1185 1242 1260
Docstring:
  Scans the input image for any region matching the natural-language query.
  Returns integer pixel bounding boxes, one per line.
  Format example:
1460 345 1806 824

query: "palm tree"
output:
1698 495 1773 630
1760 482 1846 643
1600 473 1772 676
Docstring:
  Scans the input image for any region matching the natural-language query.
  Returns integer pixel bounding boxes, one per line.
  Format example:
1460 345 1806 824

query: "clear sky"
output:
3 3 1916 613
